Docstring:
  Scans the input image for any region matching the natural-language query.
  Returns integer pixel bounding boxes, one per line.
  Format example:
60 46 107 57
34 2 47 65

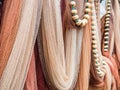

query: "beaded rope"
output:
94 0 100 23
103 0 111 52
91 1 105 78
70 0 93 27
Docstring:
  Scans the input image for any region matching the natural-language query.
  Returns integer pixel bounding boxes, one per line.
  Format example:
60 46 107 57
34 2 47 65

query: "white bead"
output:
106 21 110 24
104 32 109 36
105 23 109 27
104 48 108 51
107 0 111 3
97 71 104 77
104 45 109 48
92 48 98 53
104 41 109 44
97 70 101 74
93 53 99 58
91 30 96 35
104 32 109 35
105 28 109 31
72 15 79 20
85 2 92 8
81 20 86 27
91 20 95 23
84 14 90 20
92 35 96 40
106 14 110 17
94 58 99 62
85 8 91 13
92 40 97 44
107 3 111 6
71 9 77 14
107 6 111 10
96 66 101 70
76 19 82 26
91 26 96 30
91 21 96 25
91 15 95 21
95 61 100 66
104 36 109 39
70 1 76 6
106 18 110 21
102 60 106 65
107 11 111 14
83 19 88 23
